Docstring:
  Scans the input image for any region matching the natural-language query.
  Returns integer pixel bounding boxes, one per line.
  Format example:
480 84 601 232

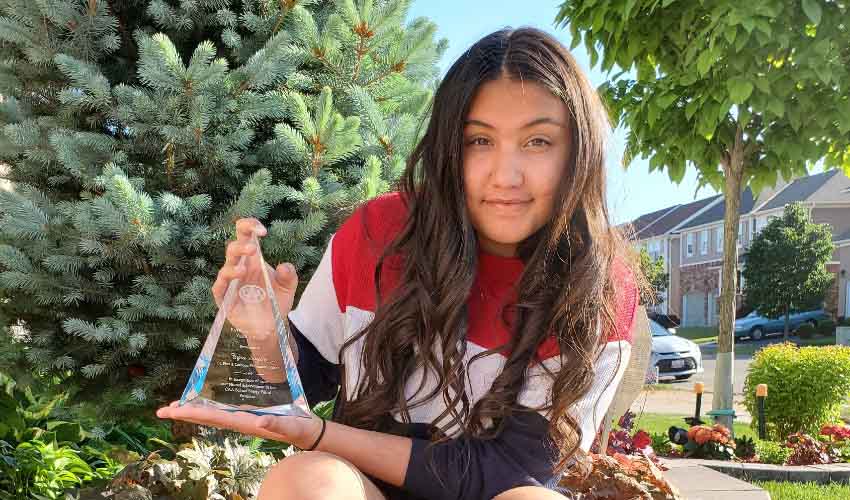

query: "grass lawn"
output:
735 334 837 357
675 326 718 344
754 481 850 500
632 412 755 439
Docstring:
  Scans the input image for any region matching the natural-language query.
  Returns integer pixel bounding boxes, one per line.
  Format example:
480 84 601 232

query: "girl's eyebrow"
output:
464 117 567 129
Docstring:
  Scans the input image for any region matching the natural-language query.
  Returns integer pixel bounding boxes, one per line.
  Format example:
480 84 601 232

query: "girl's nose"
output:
491 151 524 188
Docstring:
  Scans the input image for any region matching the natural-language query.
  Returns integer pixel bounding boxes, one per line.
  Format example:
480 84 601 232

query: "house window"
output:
716 224 724 253
751 218 758 239
737 221 744 246
736 269 745 294
700 229 709 255
686 233 695 257
649 240 663 260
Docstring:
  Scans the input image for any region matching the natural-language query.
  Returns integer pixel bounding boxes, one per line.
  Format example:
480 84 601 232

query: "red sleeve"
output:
330 193 407 313
609 258 639 344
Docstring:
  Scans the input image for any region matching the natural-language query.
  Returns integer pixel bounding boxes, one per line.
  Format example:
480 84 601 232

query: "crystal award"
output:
179 230 311 418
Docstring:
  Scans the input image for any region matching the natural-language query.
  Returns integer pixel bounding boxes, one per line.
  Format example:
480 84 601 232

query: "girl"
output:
157 27 640 500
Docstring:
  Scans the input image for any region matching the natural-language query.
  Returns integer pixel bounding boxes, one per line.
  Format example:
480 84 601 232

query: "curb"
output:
664 458 850 484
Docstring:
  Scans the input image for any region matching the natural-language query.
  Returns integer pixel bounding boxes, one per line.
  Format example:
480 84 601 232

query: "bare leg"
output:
258 451 387 500
493 486 568 500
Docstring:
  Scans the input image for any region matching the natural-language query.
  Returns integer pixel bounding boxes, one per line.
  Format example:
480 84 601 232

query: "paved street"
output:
674 346 753 395
633 340 785 422
654 338 788 395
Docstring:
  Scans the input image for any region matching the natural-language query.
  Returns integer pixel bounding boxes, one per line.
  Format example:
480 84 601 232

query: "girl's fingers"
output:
225 240 257 263
236 218 267 240
274 263 298 293
211 262 247 304
156 405 294 442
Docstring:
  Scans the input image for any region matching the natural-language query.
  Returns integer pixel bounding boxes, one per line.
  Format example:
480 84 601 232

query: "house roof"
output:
621 205 678 239
677 188 756 230
631 194 722 239
759 170 844 211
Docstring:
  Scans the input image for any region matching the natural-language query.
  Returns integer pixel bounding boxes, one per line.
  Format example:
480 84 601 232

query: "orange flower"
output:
713 424 731 438
694 428 713 445
687 426 702 441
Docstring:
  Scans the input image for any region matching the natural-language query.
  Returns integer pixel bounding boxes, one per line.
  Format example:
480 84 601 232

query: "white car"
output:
648 320 703 381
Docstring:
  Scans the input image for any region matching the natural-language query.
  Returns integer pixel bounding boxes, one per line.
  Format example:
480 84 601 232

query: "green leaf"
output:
46 420 86 444
697 49 715 75
767 97 785 118
727 78 754 104
739 107 752 127
723 26 737 45
802 0 822 26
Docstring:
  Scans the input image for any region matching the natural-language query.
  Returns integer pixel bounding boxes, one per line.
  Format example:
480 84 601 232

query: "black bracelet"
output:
303 417 326 451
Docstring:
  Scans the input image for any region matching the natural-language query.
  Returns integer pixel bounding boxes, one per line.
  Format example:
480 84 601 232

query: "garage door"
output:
845 282 850 318
683 292 707 326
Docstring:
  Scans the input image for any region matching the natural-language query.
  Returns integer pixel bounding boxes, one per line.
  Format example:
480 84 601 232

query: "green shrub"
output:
743 344 850 440
755 440 792 465
82 438 275 499
817 320 837 337
0 371 128 498
797 323 816 339
734 436 757 460
650 432 673 456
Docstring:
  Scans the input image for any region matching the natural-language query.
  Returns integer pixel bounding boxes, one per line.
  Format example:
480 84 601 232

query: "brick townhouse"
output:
624 170 850 326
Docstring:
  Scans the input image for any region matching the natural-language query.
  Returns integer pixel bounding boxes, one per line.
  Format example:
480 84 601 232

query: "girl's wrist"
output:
298 414 326 450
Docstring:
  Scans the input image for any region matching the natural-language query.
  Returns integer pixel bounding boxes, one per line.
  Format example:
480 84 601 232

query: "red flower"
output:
820 424 850 442
632 430 652 450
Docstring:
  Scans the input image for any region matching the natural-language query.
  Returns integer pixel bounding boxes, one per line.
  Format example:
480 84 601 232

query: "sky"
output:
406 0 718 225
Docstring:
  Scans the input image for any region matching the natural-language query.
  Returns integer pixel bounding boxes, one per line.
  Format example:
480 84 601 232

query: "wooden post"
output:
756 384 768 440
694 382 704 424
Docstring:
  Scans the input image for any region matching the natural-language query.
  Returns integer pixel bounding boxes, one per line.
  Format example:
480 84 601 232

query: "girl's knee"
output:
258 451 379 500
492 486 568 500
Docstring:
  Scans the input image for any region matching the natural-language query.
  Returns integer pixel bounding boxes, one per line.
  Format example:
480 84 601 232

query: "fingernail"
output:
285 263 295 274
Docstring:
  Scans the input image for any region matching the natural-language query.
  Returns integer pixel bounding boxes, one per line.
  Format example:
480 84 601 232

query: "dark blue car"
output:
733 309 830 341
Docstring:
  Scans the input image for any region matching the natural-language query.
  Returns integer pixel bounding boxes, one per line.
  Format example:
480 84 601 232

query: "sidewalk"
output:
662 459 770 500
631 388 753 424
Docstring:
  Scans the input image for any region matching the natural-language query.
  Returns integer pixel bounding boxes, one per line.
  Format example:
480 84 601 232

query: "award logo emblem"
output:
179 231 310 417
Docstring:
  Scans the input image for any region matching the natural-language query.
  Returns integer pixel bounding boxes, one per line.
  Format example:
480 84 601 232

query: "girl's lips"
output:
484 199 533 215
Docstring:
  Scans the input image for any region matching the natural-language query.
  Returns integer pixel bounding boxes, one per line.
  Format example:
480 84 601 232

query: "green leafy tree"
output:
743 203 834 339
556 0 850 432
0 0 445 416
638 247 667 307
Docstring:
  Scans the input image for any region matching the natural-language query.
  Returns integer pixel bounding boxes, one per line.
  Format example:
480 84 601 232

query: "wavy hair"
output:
337 27 633 472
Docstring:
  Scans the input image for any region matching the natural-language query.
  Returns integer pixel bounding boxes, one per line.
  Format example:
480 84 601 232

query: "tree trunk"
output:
783 304 790 341
712 126 747 435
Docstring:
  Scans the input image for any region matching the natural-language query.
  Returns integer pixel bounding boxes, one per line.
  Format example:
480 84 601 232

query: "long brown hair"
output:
338 27 632 472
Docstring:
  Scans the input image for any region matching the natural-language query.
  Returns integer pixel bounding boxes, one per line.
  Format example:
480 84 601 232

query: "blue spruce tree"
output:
0 0 445 416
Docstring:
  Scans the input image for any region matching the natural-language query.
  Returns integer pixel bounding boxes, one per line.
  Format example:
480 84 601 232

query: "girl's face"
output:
463 77 572 257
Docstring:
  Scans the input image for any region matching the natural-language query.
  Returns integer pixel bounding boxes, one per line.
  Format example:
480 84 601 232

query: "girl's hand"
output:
156 401 322 449
212 218 298 337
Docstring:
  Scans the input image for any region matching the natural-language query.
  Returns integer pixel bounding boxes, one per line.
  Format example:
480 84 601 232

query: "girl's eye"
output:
467 137 491 147
527 138 551 148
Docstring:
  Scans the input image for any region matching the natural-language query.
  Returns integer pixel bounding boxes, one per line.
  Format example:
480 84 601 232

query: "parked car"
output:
648 320 703 381
647 311 680 329
733 309 831 341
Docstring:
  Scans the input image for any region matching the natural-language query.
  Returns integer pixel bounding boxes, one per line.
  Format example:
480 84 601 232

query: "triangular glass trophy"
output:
179 230 311 418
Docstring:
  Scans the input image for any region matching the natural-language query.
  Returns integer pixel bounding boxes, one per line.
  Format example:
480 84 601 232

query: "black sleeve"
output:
290 319 340 405
402 410 557 500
